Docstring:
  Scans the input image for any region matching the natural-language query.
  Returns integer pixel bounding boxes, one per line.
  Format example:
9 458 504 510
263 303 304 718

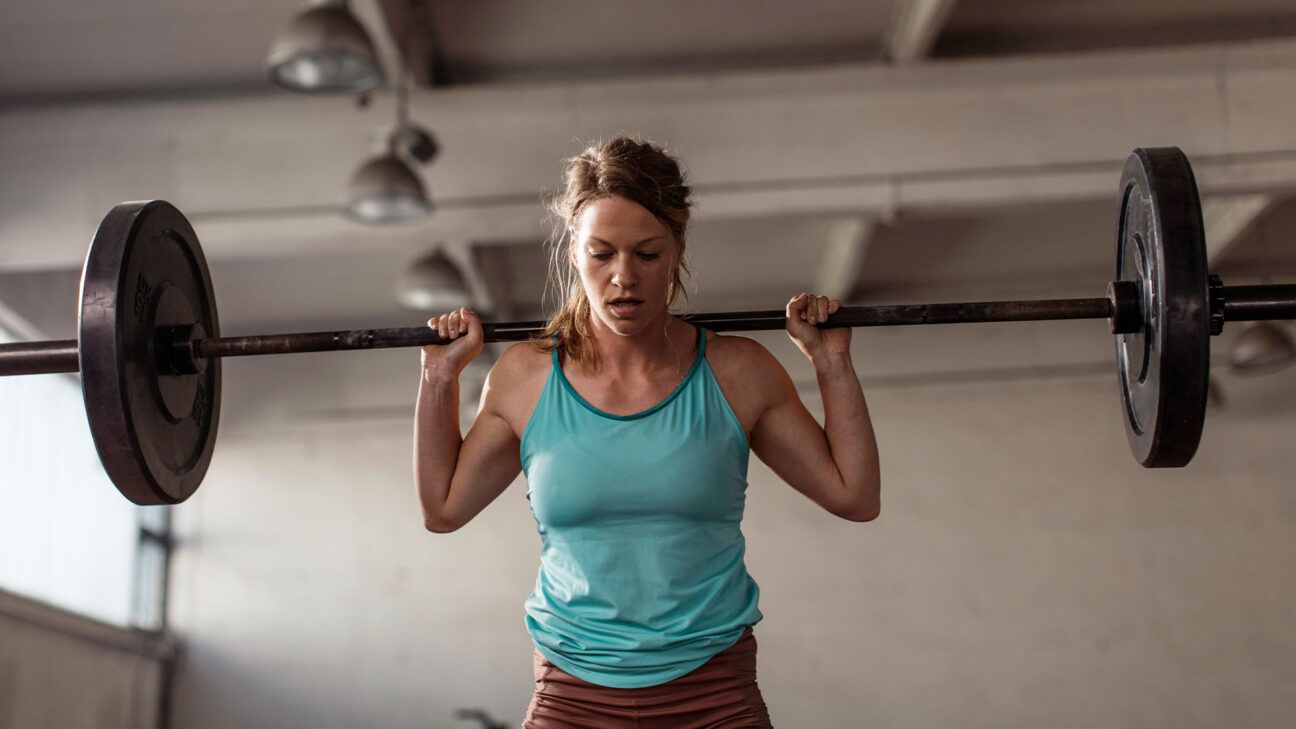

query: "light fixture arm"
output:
386 63 439 163
396 62 410 136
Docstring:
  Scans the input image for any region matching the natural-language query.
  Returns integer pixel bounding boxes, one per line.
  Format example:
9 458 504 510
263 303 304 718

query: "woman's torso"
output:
493 326 763 443
508 323 766 687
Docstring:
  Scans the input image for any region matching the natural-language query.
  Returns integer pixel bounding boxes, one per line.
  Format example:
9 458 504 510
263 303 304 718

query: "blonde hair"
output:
530 137 694 371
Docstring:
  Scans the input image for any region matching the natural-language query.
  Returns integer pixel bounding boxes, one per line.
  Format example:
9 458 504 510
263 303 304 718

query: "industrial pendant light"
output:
345 66 435 224
395 248 472 312
345 154 429 223
266 0 385 94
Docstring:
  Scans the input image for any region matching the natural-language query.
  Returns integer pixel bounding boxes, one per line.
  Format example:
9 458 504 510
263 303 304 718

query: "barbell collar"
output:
1107 281 1142 335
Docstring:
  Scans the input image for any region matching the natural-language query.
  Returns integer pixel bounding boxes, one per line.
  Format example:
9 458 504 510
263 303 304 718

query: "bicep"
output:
440 362 526 529
746 349 851 516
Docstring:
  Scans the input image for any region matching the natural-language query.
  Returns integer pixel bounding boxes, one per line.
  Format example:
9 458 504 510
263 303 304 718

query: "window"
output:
0 324 168 629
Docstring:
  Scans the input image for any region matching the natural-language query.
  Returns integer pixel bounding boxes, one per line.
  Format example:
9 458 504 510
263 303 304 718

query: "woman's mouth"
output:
608 298 643 317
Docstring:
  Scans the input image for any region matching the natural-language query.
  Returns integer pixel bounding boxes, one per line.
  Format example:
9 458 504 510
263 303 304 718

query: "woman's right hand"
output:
421 307 484 382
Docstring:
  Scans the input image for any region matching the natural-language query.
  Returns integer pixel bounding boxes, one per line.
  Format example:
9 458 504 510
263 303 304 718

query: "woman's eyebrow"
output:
589 235 666 247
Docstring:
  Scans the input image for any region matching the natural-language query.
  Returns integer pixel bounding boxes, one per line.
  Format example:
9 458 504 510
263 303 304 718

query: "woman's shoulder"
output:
702 331 792 433
703 331 787 392
704 331 780 371
489 341 552 385
480 341 552 427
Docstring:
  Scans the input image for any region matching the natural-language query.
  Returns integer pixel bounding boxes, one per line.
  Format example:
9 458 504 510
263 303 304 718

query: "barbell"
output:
1 147 1295 506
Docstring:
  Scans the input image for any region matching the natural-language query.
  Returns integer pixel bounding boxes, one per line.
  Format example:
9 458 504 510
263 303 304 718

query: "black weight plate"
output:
1115 148 1209 468
79 201 221 504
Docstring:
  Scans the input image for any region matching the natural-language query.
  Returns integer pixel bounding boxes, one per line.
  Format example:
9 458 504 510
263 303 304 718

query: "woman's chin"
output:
596 309 660 335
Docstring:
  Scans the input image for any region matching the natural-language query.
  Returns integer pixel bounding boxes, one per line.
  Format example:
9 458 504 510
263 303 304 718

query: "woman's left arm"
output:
747 293 880 522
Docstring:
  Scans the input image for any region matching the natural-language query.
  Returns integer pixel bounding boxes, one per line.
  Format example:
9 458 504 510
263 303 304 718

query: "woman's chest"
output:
562 370 684 416
524 419 749 528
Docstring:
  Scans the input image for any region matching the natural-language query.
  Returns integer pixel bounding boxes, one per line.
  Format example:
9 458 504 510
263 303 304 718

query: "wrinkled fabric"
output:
523 627 773 728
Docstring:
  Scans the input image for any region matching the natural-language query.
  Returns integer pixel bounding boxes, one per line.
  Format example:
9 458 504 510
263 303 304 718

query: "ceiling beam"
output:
884 0 958 64
5 38 1296 270
440 239 496 314
375 0 451 88
1202 194 1274 265
813 217 874 301
93 154 1296 271
0 297 44 341
469 244 518 321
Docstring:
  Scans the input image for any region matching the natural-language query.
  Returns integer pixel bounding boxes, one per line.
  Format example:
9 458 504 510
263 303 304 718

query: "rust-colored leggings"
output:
522 628 773 728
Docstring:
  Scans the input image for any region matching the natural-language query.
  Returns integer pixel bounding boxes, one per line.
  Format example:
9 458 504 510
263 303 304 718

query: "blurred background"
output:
2 1 1296 727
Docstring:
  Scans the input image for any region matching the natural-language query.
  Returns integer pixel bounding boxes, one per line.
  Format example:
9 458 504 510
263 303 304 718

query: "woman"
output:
415 137 880 728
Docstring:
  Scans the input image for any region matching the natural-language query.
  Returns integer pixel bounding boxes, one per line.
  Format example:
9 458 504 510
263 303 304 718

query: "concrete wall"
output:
0 590 170 729
165 320 1296 729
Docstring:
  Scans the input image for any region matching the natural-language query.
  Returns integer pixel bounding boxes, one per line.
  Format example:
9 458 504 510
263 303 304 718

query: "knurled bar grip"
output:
196 296 1116 359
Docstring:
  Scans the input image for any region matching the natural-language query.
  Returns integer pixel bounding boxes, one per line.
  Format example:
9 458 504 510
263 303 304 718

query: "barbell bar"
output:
0 147 1294 506
3 288 1292 372
0 296 1127 372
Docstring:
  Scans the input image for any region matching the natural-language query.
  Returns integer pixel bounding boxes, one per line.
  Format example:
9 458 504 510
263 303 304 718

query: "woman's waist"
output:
530 626 759 695
536 529 750 590
526 565 761 636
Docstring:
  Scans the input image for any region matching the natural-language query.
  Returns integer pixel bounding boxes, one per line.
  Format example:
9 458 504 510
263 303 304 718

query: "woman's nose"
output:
610 257 637 286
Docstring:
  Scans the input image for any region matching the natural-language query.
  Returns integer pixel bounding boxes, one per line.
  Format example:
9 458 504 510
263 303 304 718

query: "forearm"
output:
813 352 880 515
413 370 462 525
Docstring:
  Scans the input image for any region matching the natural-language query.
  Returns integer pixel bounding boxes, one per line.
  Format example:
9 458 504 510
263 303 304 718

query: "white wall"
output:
0 589 169 729
166 321 1296 729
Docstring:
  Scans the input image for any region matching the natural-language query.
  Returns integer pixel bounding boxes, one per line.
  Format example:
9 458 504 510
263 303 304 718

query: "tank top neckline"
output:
553 326 707 421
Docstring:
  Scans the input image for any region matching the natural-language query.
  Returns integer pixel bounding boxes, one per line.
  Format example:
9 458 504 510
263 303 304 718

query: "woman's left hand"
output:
786 292 851 361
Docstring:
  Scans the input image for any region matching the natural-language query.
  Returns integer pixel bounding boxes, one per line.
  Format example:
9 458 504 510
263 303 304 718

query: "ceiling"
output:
935 0 1296 57
8 0 1296 100
1 0 1295 342
0 0 300 101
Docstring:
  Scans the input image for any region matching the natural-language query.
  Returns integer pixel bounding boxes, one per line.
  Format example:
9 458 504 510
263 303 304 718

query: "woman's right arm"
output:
414 308 523 533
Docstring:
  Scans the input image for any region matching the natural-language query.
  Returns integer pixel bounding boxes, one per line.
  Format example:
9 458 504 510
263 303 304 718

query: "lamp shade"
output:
267 2 384 93
1229 321 1296 376
345 153 430 224
396 249 472 312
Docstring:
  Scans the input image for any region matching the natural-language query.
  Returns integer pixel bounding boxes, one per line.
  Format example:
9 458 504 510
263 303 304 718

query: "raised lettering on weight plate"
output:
133 273 152 324
191 380 208 425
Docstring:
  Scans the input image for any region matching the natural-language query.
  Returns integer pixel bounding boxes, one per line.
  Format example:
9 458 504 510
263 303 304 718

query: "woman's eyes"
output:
590 252 659 261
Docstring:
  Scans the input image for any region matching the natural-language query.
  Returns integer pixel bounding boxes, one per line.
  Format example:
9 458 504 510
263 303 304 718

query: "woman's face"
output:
571 196 679 337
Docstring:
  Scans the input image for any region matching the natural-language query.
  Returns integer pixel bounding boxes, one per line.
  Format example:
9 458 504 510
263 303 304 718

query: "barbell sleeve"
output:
1222 284 1296 321
0 339 79 376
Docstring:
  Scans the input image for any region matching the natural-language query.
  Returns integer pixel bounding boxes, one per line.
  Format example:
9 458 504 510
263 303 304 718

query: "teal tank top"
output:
519 326 763 688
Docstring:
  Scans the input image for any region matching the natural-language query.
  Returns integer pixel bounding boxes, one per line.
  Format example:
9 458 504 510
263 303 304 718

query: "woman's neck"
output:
586 314 694 377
